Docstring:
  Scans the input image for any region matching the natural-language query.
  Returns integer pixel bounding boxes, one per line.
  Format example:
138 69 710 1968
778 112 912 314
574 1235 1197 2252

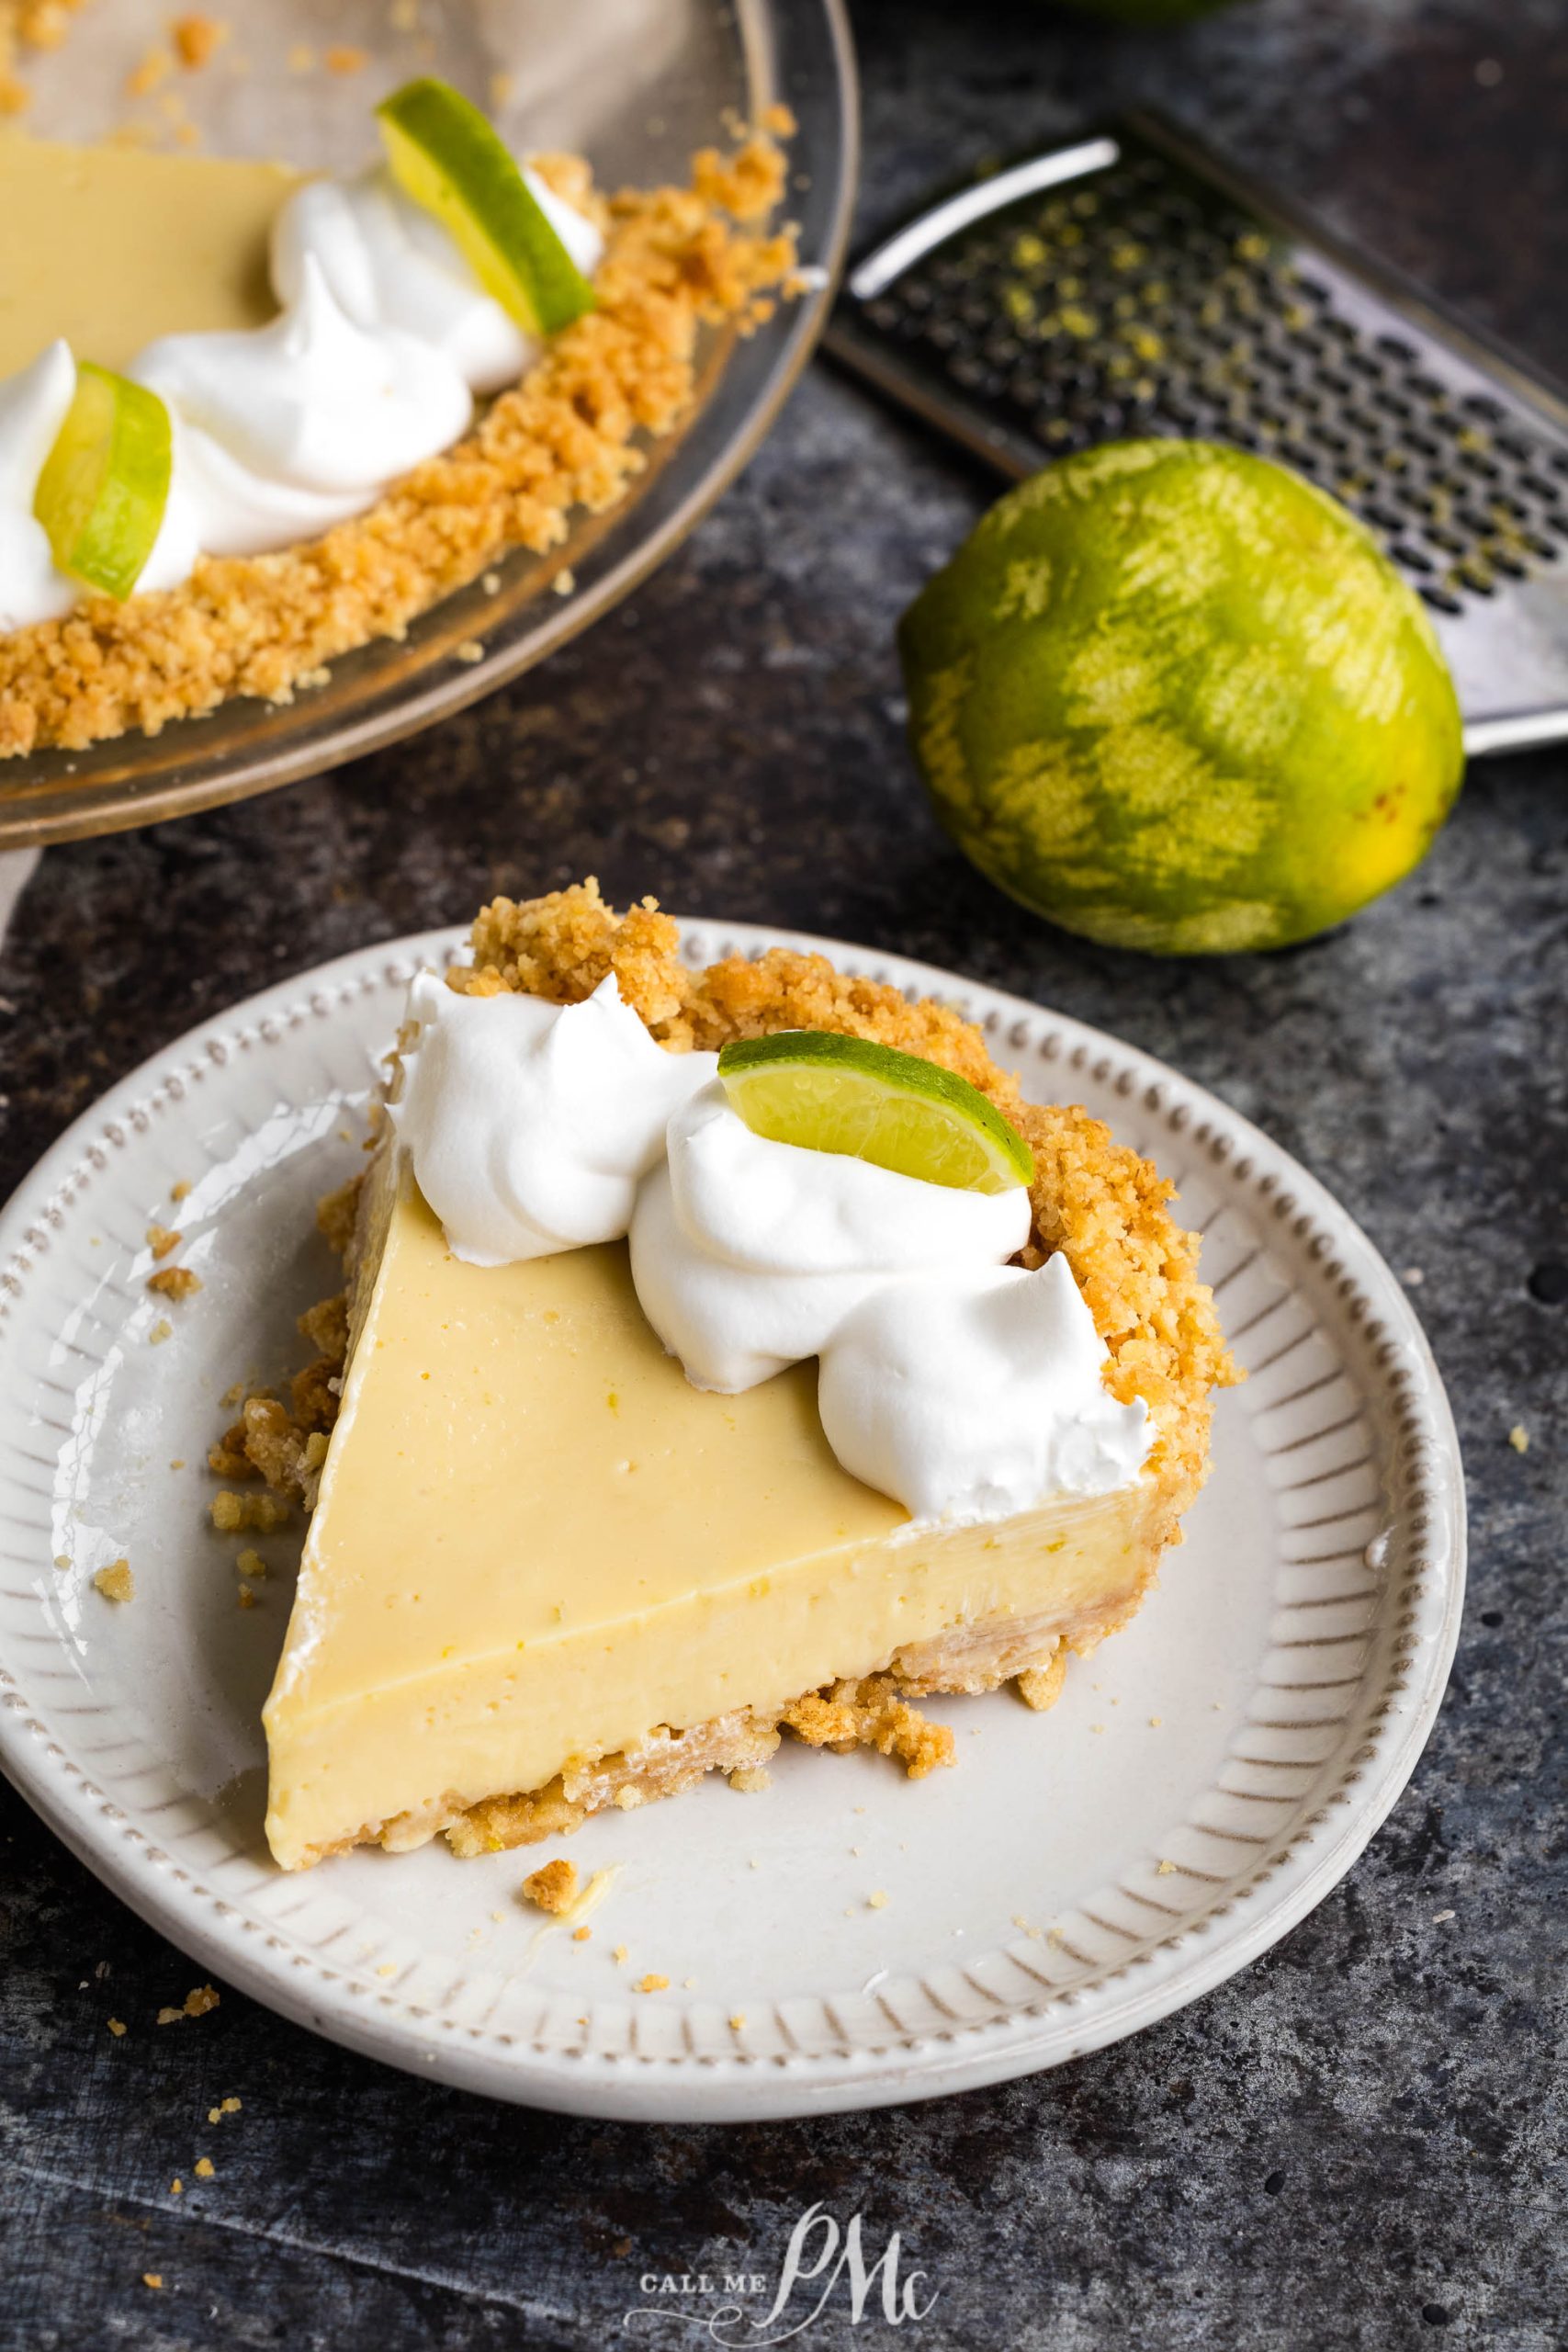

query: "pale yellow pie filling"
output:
264 1169 1168 1870
0 130 291 376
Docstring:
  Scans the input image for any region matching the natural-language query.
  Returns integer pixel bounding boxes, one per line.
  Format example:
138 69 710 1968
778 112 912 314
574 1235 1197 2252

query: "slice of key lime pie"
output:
229 881 1235 1870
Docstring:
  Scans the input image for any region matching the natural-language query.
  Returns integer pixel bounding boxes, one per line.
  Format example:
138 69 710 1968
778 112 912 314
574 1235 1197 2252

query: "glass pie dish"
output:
0 0 856 845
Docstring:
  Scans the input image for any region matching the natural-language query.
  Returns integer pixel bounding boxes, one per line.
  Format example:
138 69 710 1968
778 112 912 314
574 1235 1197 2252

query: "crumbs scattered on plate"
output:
520 1859 578 1916
148 1266 202 1301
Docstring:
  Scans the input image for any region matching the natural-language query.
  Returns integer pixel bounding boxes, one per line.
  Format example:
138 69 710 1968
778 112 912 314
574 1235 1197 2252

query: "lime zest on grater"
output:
827 111 1568 756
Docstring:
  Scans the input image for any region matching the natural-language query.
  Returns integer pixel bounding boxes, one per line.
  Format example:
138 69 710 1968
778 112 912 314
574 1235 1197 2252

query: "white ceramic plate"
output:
0 922 1464 2120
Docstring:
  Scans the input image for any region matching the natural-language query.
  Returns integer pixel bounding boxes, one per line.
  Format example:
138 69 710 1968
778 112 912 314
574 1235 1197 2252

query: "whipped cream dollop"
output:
137 258 474 558
630 1080 1031 1392
272 163 603 397
0 149 603 627
818 1255 1152 1523
395 973 715 1267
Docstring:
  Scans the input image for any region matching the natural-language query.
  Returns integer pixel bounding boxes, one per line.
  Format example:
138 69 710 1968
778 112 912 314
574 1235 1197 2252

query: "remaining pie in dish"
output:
0 91 795 757
222 881 1236 1871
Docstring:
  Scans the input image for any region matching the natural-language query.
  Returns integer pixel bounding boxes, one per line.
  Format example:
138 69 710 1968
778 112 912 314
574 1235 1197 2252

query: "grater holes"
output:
947 353 1000 396
1253 343 1300 383
851 132 1568 613
1036 415 1097 452
1405 371 1448 405
1393 486 1444 528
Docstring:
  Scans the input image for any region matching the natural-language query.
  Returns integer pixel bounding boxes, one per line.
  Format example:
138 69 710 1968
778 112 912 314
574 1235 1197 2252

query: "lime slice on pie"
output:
33 361 172 601
377 75 597 337
717 1032 1035 1195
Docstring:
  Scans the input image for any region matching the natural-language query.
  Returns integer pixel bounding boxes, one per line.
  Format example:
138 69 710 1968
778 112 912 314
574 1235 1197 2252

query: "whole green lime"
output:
898 440 1465 954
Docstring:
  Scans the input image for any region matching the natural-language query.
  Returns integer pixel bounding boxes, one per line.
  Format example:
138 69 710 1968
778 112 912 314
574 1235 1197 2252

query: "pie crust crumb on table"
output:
0 127 797 757
214 879 1238 1860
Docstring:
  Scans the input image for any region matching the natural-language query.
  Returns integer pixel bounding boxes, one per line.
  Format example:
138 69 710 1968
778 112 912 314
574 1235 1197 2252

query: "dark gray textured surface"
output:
1 2 1565 2345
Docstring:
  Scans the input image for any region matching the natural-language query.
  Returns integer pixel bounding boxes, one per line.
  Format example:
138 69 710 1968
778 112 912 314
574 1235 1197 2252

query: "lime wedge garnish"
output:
33 361 172 602
377 76 596 337
716 1032 1035 1195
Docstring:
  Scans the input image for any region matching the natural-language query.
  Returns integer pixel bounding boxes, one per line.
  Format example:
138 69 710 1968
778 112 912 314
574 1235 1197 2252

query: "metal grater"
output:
827 111 1568 756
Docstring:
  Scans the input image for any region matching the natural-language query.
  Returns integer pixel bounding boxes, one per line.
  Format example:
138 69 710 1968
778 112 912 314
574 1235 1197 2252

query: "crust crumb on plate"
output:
520 1858 579 1916
209 1487 289 1534
147 1265 202 1300
0 135 796 756
1016 1648 1069 1713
